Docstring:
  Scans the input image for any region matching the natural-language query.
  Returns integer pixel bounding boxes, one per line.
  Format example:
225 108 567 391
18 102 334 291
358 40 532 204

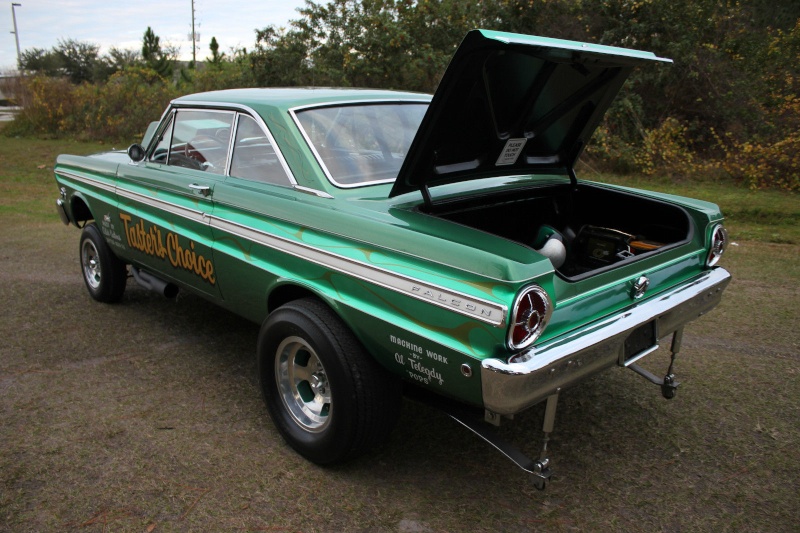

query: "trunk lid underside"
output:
390 29 671 200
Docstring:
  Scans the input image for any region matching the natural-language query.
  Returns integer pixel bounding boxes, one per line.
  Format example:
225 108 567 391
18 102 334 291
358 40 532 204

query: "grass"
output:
0 135 109 221
1 135 798 532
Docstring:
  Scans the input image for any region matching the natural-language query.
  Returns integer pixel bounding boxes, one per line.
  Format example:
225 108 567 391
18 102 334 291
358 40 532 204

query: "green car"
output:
54 29 730 488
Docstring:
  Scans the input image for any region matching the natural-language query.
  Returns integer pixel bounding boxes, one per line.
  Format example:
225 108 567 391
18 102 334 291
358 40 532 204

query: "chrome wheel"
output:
81 238 102 290
258 298 401 464
78 223 127 303
275 336 332 432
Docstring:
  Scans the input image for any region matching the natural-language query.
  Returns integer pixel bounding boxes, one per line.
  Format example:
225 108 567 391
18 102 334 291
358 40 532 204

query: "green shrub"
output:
68 68 179 142
3 76 78 138
6 69 178 143
587 107 798 193
719 129 800 193
184 61 255 93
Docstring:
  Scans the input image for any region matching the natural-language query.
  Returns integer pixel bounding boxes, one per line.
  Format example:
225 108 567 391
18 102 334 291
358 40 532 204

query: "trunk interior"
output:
430 182 692 280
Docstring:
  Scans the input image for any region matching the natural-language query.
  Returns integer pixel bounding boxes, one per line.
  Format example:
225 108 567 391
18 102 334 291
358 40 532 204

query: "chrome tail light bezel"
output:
507 285 553 351
706 224 729 267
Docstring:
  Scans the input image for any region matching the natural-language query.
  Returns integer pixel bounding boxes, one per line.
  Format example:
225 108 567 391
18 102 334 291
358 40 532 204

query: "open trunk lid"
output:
389 29 671 201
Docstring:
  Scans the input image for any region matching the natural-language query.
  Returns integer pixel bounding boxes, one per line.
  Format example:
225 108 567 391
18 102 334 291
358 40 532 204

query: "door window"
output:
152 109 234 174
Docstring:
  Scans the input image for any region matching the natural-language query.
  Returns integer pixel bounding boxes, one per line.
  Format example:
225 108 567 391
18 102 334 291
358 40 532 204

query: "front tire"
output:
258 298 401 465
79 223 127 303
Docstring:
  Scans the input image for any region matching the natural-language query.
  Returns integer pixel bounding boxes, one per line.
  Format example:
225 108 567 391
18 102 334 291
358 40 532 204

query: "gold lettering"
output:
120 213 133 246
120 212 215 285
205 259 216 284
167 232 181 267
183 246 194 271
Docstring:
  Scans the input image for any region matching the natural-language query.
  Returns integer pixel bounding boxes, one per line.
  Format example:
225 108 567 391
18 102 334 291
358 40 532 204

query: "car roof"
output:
174 87 432 114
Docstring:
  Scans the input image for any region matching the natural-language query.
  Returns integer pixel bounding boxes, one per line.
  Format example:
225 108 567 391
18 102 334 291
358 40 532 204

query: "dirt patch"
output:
1 221 798 532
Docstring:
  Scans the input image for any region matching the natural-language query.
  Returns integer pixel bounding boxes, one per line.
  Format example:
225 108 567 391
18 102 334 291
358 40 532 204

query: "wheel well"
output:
267 284 318 314
70 196 93 225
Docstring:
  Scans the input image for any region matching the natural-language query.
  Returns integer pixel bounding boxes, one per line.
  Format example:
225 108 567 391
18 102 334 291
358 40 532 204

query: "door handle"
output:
189 183 211 197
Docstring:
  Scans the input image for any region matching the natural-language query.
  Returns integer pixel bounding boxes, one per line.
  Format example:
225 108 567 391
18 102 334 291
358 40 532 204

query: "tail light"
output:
706 224 728 267
508 285 552 351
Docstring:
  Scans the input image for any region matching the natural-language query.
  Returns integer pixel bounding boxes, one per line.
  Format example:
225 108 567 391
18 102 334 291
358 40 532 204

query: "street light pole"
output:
190 0 196 67
11 2 21 70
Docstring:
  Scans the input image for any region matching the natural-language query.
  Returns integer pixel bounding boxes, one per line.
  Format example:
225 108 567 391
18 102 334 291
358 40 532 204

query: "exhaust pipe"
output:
130 267 179 298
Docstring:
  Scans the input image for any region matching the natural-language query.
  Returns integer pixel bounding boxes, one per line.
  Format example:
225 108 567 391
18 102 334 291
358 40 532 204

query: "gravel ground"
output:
1 220 798 532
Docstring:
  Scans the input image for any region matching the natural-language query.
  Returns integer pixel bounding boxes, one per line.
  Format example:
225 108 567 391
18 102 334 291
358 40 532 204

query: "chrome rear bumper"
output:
481 267 731 415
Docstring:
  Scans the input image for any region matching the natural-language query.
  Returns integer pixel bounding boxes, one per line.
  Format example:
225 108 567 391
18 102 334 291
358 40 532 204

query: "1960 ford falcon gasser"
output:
54 30 730 488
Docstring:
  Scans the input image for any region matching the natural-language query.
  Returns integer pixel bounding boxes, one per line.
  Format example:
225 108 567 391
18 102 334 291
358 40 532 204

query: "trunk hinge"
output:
420 183 433 211
568 166 578 188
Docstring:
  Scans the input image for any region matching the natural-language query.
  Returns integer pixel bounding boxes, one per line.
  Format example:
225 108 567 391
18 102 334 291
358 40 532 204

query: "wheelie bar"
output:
445 393 560 490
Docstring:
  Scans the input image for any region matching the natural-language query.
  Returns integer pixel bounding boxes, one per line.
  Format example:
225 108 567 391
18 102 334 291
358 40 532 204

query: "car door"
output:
205 112 301 321
115 107 235 298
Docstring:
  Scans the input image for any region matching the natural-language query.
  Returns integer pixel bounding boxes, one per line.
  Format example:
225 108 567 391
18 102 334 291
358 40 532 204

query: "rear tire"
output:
258 298 401 465
79 223 127 303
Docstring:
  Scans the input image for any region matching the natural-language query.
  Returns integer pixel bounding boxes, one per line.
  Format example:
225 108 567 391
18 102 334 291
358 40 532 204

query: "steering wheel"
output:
168 152 204 171
185 135 224 163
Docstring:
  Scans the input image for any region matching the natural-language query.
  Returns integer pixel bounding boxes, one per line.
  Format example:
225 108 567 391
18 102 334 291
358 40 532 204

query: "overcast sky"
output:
1 0 306 72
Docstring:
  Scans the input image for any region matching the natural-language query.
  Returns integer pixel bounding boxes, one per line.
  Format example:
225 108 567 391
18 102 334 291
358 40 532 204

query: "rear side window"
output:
229 114 292 186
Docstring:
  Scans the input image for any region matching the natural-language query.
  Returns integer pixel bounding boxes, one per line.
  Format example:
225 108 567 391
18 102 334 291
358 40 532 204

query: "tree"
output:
19 47 62 76
142 27 174 79
250 25 314 86
107 47 141 71
54 39 103 84
248 0 488 91
207 37 227 66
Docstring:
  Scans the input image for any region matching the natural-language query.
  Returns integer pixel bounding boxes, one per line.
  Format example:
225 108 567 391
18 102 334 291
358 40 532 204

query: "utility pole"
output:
190 0 196 67
11 2 21 70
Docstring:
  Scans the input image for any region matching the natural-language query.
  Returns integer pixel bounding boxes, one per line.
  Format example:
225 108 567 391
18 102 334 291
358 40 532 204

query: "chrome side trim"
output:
481 267 731 415
116 187 207 224
208 214 507 326
287 97 432 113
58 170 505 326
55 170 116 194
293 185 334 199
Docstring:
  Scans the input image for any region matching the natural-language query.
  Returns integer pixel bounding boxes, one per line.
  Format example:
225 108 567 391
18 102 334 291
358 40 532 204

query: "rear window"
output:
295 103 427 187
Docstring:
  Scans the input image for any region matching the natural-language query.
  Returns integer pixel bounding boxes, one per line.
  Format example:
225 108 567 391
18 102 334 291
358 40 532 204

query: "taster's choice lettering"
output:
119 213 216 284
